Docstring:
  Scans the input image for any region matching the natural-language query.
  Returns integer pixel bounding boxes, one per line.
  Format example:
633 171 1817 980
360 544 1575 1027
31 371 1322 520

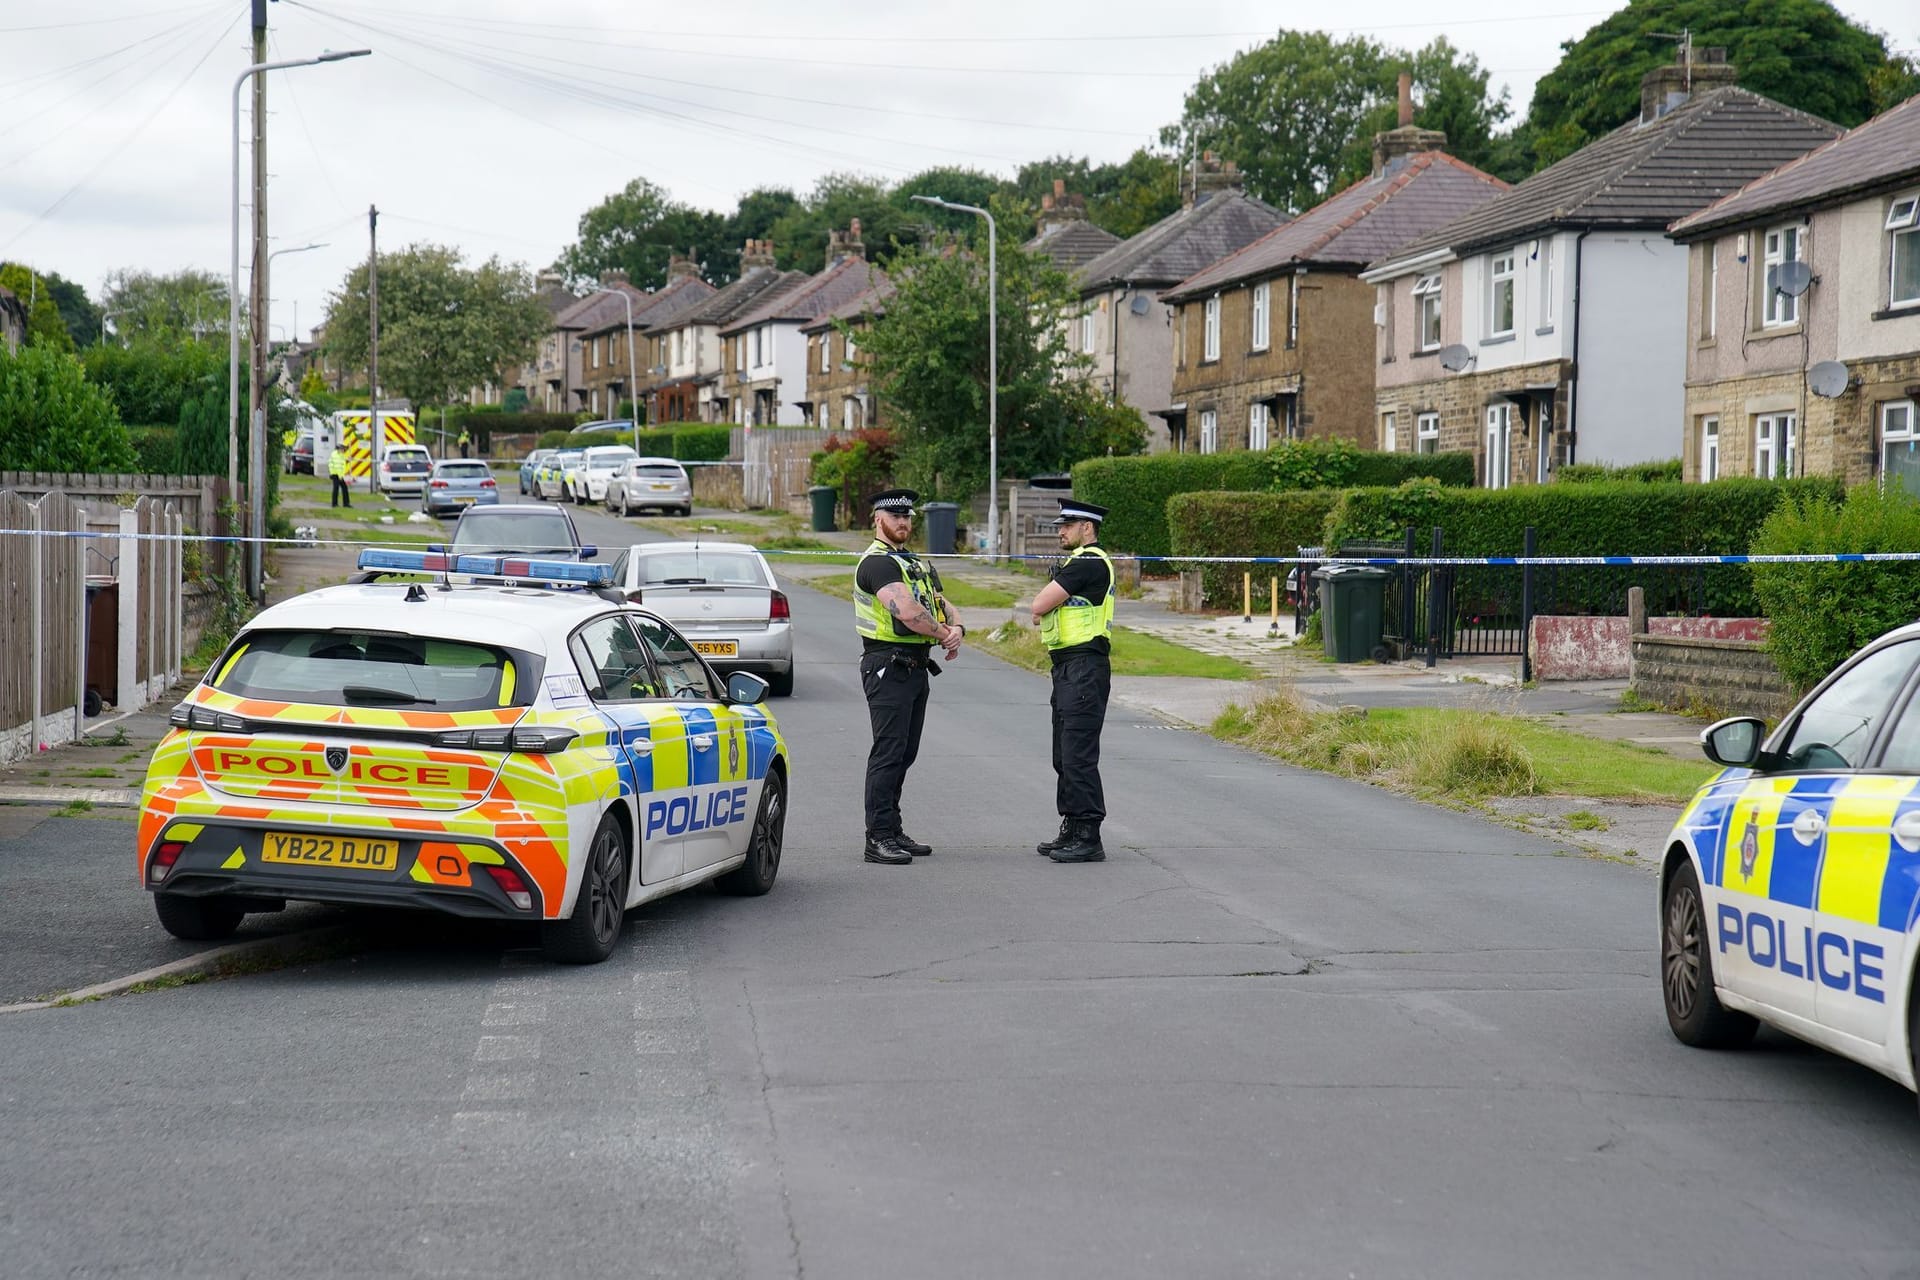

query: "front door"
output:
1484 403 1511 489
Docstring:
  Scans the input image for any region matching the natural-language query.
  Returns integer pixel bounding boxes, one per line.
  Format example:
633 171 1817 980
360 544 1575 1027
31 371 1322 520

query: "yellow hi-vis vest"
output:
853 539 946 645
1041 545 1115 650
328 447 349 478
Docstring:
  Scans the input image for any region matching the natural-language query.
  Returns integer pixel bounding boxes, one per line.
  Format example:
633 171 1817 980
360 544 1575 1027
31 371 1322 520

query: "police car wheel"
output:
153 891 246 941
1662 859 1759 1049
541 812 629 964
717 772 785 897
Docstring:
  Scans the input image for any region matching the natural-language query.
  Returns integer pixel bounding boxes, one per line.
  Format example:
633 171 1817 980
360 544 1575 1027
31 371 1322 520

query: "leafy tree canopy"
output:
1013 149 1184 240
0 263 78 352
82 338 224 427
0 343 134 471
768 172 920 274
321 244 549 412
558 177 731 291
98 267 229 345
0 264 101 350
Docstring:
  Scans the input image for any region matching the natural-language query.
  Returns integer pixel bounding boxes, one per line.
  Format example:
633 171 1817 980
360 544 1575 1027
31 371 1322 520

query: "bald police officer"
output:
1031 498 1114 863
853 489 965 865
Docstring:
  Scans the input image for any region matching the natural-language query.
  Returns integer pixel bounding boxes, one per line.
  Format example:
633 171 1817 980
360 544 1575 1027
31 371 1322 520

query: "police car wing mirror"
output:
726 671 769 705
580 544 598 560
1701 716 1766 769
426 543 445 553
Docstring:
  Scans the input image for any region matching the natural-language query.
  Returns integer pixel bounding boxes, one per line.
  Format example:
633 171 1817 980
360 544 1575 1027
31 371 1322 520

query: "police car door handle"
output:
627 739 653 756
692 734 714 751
1894 811 1920 849
1791 809 1826 841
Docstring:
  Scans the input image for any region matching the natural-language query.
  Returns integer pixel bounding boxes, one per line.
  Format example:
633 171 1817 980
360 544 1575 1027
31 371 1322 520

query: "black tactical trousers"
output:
861 648 931 836
1050 650 1111 820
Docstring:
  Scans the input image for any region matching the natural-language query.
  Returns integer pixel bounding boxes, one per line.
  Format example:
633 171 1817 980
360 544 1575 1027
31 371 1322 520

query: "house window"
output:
1286 274 1299 348
1484 403 1512 489
1203 296 1220 361
846 332 858 361
820 334 831 373
1174 309 1187 367
1700 416 1719 481
1413 274 1442 351
843 397 860 431
1754 412 1797 479
1250 402 1271 451
1536 238 1555 331
1881 401 1919 494
1889 193 1920 309
1081 307 1097 354
1199 409 1218 454
1702 243 1717 339
1251 282 1270 351
1416 411 1439 454
1380 411 1396 452
1489 250 1515 337
1763 224 1802 328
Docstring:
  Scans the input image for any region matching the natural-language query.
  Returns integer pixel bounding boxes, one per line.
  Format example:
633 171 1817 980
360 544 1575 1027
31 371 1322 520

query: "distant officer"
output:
458 429 472 459
1031 498 1114 863
853 489 965 865
327 441 352 509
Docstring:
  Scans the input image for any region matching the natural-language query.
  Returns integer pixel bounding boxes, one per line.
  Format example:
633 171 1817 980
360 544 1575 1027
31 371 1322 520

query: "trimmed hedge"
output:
127 425 178 474
533 423 733 461
1168 489 1343 607
1556 458 1683 484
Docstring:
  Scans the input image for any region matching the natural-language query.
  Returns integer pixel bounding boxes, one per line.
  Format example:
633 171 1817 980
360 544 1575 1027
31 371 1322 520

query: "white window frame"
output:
1489 250 1516 337
1080 306 1097 354
1536 238 1555 332
1754 412 1797 479
820 332 831 373
1416 411 1440 455
843 396 859 431
1250 281 1270 352
1484 403 1511 489
845 332 858 362
1702 243 1717 339
1412 274 1442 351
1203 296 1221 361
1879 400 1917 491
1199 409 1218 454
1380 410 1396 453
1286 274 1299 348
1889 193 1920 310
1763 224 1802 328
1250 402 1271 451
1700 416 1719 481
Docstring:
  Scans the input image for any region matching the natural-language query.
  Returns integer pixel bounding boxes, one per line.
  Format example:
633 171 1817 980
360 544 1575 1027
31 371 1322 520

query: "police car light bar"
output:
356 549 615 587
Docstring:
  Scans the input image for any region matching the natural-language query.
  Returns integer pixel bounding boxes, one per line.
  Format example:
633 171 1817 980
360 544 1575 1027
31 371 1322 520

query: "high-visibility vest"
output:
853 539 945 645
1041 545 1115 650
328 447 348 478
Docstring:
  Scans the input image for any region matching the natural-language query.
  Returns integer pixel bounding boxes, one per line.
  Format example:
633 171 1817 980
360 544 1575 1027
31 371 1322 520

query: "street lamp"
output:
262 242 326 358
228 49 368 582
910 194 997 560
616 288 641 453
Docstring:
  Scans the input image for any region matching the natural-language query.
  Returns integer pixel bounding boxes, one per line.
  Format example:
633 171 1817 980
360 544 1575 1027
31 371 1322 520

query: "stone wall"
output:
1631 634 1797 721
1683 351 1920 485
1531 614 1770 680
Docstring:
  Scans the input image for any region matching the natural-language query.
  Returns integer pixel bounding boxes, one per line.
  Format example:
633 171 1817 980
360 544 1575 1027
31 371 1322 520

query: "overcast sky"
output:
2 0 1914 343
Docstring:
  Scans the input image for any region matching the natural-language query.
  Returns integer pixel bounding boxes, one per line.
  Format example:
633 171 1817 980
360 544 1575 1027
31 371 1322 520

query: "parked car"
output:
607 457 693 517
444 504 595 560
610 541 792 695
377 444 434 496
285 433 315 475
576 445 639 504
518 448 556 496
535 449 584 502
421 459 499 517
573 419 632 436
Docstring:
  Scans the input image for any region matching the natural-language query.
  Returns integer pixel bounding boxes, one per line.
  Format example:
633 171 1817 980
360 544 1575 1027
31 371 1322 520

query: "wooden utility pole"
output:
367 203 379 492
247 0 270 602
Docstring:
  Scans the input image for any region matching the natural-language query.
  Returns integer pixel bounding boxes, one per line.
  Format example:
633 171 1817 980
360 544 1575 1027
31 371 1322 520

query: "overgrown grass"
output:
979 621 1257 680
1212 688 1714 802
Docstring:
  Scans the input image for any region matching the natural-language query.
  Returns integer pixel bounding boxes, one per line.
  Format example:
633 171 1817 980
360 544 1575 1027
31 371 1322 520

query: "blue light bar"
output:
356 549 614 587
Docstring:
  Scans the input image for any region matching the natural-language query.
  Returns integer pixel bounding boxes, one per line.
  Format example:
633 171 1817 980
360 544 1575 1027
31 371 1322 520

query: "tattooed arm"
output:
876 581 954 642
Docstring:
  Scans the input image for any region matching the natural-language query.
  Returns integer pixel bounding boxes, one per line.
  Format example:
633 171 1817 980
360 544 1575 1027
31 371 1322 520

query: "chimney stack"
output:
1398 72 1413 128
1371 77 1447 177
1640 46 1735 123
1035 179 1092 231
1188 152 1246 207
666 251 700 282
599 268 630 289
741 239 776 271
827 220 867 263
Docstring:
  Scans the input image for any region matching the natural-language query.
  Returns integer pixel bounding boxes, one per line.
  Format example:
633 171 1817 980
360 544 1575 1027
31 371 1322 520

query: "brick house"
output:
1072 156 1286 451
1362 60 1839 486
640 242 807 424
1159 90 1506 454
575 264 715 420
1667 93 1920 487
1025 180 1120 270
801 276 895 431
717 224 885 427
499 272 583 410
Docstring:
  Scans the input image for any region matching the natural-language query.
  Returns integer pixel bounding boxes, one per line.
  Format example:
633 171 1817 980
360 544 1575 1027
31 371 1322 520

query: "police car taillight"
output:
168 702 246 732
770 589 790 621
484 866 533 911
434 727 576 754
150 842 186 881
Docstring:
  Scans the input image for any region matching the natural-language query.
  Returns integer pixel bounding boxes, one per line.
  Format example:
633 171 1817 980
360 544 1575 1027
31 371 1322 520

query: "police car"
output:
1661 622 1920 1101
137 550 789 964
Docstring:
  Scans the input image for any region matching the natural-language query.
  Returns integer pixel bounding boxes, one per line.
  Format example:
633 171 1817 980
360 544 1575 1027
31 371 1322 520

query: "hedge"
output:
532 423 733 461
1168 489 1343 607
1556 458 1683 484
455 410 577 446
127 425 178 474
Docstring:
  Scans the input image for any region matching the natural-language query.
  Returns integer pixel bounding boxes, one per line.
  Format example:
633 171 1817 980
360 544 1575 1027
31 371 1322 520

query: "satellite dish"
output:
1807 360 1851 399
1128 293 1153 316
1772 260 1815 297
1437 343 1475 373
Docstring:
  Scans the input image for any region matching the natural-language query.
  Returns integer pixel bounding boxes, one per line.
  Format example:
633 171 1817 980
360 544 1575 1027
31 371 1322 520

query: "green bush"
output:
1750 483 1920 693
1168 489 1344 606
1557 459 1683 484
1268 437 1474 491
127 425 177 473
0 344 135 471
670 424 731 461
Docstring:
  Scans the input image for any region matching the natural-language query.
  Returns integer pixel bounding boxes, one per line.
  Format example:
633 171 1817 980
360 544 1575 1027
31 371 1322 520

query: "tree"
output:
892 166 1012 236
720 187 803 271
858 202 1145 501
321 245 549 412
558 177 730 291
1519 0 1911 172
769 173 918 274
0 263 77 351
0 344 135 471
82 338 224 427
1013 150 1183 239
98 268 229 344
0 264 101 349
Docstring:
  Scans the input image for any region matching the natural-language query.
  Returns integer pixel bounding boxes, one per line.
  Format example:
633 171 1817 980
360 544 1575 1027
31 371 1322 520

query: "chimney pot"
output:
1053 178 1066 197
1398 72 1413 128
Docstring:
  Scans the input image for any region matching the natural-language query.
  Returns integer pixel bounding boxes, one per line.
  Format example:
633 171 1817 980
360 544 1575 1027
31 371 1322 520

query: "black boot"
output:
864 832 914 865
895 831 932 857
1047 819 1105 863
1035 818 1072 856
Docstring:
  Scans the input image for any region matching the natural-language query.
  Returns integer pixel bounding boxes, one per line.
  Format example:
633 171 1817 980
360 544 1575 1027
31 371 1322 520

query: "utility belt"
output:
866 646 942 677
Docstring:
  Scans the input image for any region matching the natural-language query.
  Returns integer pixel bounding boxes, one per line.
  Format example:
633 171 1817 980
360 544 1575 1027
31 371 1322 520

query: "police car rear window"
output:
213 630 528 710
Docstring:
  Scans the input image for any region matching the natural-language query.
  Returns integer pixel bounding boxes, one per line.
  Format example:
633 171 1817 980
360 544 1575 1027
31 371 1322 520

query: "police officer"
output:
458 428 471 459
327 440 352 508
1030 498 1114 863
854 489 965 865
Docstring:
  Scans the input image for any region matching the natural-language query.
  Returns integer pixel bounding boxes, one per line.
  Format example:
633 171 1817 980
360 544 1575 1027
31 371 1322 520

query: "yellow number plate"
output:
691 641 738 657
261 831 399 871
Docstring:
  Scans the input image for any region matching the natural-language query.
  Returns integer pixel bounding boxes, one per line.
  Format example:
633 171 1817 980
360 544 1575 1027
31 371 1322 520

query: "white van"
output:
576 445 639 504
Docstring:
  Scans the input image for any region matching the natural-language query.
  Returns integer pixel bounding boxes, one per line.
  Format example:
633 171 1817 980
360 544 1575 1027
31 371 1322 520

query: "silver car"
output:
606 457 693 517
611 541 792 695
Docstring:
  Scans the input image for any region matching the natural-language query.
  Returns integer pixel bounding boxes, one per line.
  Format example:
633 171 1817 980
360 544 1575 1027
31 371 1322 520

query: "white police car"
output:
1660 622 1920 1102
137 550 789 964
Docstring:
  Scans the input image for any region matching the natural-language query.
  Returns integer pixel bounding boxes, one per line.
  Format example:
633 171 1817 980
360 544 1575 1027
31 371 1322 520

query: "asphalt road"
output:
4 493 1919 1278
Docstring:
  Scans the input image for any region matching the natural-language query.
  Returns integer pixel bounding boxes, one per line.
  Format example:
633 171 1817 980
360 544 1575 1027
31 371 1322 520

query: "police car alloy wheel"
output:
1662 860 1760 1049
717 770 784 897
541 811 629 965
153 892 246 942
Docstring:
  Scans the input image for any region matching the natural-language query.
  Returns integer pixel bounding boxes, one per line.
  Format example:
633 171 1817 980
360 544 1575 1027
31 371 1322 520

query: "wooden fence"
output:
732 428 829 511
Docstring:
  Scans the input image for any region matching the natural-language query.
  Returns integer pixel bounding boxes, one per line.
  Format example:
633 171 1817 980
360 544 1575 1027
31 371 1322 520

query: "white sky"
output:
2 0 1914 342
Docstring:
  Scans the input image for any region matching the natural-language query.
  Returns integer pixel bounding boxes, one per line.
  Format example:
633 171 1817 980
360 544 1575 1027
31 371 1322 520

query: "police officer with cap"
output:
853 489 965 865
1030 497 1114 863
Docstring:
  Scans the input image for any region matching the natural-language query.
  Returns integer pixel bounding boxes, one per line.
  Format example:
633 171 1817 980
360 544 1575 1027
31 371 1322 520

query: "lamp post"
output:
617 288 641 453
229 49 367 594
910 194 997 560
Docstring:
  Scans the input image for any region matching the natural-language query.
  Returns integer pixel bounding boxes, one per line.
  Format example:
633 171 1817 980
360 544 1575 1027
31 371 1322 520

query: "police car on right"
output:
1661 622 1920 1104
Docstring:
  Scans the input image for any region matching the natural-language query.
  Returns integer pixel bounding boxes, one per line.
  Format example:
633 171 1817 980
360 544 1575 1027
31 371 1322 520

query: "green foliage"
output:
1556 459 1684 484
295 367 338 414
81 338 223 427
810 429 897 521
0 263 77 351
127 426 178 473
1750 483 1920 693
1169 489 1344 605
532 423 731 461
458 410 576 442
669 424 731 461
770 172 919 274
0 264 99 349
558 176 731 289
1012 150 1185 240
0 344 133 470
98 267 228 344
1517 0 1904 172
501 387 529 413
1266 437 1475 491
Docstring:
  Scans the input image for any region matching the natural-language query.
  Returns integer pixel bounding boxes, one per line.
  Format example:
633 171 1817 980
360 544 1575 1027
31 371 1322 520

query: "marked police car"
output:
137 550 789 964
1661 622 1920 1102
